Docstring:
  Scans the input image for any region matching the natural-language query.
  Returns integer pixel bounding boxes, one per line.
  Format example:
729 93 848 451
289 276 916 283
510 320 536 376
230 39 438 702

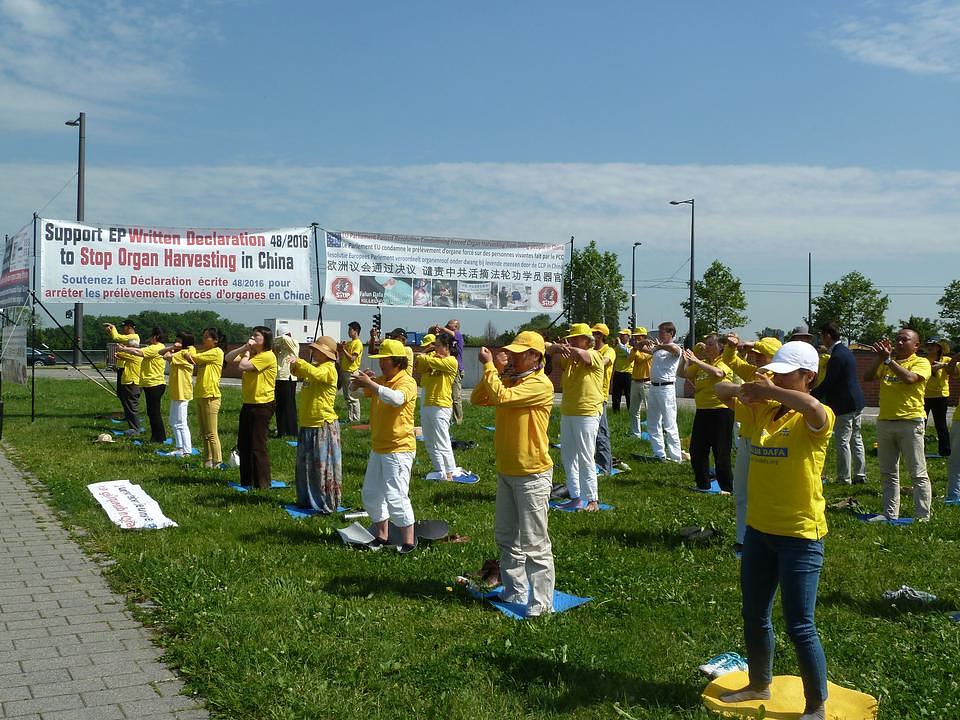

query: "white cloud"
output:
0 0 208 133
828 1 960 76
3 160 958 333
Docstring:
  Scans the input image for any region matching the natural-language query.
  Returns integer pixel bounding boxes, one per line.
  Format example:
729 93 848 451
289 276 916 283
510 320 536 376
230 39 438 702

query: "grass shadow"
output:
818 589 953 618
193 491 282 508
575 526 727 551
322 573 453 602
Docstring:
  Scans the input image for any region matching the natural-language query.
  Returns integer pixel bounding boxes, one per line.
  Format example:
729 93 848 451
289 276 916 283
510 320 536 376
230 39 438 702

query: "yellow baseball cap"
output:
632 327 648 336
420 333 436 346
369 338 407 358
753 337 782 357
591 323 610 337
503 330 545 356
564 322 593 339
617 328 631 336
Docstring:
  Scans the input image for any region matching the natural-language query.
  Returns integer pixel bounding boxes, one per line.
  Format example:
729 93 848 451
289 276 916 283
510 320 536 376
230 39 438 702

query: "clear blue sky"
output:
2 0 959 339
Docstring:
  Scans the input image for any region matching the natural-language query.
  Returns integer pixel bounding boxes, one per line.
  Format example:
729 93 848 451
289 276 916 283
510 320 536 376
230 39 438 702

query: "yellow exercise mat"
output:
702 671 878 719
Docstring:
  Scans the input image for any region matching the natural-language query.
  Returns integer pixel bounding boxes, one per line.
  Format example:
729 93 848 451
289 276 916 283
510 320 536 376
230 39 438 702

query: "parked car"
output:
27 348 57 366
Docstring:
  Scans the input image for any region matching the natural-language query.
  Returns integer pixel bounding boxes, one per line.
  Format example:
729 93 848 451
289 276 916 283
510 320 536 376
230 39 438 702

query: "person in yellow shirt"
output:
338 321 364 422
470 331 556 617
225 326 278 490
722 333 782 552
947 356 960 502
186 328 224 468
713 341 834 720
629 328 653 437
682 334 734 492
273 332 300 438
351 338 419 553
611 329 634 412
288 337 342 513
117 327 169 443
547 323 605 511
164 331 196 457
104 320 141 434
591 323 616 475
865 328 932 521
417 334 469 481
923 338 952 458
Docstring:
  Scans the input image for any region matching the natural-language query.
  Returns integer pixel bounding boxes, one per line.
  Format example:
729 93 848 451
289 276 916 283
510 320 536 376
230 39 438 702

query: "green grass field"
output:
3 378 959 719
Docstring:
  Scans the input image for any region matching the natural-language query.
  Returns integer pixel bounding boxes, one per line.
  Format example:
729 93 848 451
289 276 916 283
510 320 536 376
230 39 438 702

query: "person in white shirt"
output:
647 321 683 462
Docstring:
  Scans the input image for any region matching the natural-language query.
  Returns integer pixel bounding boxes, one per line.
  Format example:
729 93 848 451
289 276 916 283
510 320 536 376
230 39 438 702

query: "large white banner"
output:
323 230 565 312
87 480 178 529
39 218 313 305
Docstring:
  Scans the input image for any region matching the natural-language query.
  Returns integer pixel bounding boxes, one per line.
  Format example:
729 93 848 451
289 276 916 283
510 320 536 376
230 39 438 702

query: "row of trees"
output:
501 241 960 346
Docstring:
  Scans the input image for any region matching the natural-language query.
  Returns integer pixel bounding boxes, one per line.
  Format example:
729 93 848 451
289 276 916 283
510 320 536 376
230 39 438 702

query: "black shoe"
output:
367 537 389 551
852 477 866 485
397 543 416 555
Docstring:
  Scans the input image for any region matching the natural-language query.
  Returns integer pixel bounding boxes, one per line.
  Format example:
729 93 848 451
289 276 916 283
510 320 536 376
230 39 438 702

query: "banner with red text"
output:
323 230 565 311
39 218 313 305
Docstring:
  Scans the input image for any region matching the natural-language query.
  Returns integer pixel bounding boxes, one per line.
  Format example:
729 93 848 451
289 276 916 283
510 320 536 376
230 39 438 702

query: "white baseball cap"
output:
760 341 820 374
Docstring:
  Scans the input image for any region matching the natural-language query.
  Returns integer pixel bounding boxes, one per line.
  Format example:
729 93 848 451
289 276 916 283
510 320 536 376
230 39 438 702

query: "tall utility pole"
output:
807 252 812 327
65 113 85 367
670 198 695 348
630 242 642 330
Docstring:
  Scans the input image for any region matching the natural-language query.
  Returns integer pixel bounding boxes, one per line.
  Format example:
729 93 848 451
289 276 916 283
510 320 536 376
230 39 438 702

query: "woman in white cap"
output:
417 333 470 481
288 337 342 513
714 341 835 720
547 323 605 511
273 332 300 438
351 338 419 553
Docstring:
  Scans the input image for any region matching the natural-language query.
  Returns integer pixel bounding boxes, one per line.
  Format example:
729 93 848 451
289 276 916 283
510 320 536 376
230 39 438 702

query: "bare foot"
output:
582 501 600 512
719 686 771 703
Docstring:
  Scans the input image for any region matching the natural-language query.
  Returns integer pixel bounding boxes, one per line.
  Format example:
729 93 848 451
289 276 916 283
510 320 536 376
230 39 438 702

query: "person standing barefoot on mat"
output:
471 332 555 616
226 327 277 489
714 342 835 720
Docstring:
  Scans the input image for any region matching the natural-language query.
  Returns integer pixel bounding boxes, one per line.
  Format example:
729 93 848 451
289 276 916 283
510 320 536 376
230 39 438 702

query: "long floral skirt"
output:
295 421 343 513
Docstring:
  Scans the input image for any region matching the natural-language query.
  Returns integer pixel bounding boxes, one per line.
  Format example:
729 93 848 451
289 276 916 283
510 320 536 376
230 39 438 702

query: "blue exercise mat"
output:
154 448 201 457
287 440 298 447
482 425 495 432
950 612 960 623
283 504 346 519
229 480 288 492
471 585 592 620
424 473 480 485
163 438 173 445
110 418 124 424
856 513 914 526
550 442 561 449
549 499 614 512
596 465 625 476
945 499 960 506
925 453 943 459
132 440 143 446
110 430 125 436
692 479 723 494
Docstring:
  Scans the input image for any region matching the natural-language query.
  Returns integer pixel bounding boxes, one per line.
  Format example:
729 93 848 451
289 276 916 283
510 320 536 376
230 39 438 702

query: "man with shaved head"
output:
865 328 933 522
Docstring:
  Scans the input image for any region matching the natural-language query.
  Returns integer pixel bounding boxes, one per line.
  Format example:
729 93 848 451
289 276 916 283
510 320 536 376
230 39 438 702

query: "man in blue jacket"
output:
812 321 867 484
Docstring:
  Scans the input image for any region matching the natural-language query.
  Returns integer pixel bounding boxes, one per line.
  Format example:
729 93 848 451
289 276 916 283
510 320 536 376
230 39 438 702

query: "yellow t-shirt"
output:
815 353 830 388
630 349 652 380
340 338 363 373
559 349 605 416
874 354 931 421
120 353 142 385
685 357 734 409
167 347 196 401
613 343 634 374
597 344 616 395
369 371 418 454
109 328 140 380
193 347 224 399
416 353 458 408
470 362 554 476
722 345 759 382
926 355 952 399
136 343 167 388
241 350 278 405
290 359 338 426
736 398 835 540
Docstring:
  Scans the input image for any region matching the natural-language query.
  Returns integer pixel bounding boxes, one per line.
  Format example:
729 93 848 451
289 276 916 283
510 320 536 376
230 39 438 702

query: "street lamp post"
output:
630 242 642 330
65 113 85 367
670 198 695 348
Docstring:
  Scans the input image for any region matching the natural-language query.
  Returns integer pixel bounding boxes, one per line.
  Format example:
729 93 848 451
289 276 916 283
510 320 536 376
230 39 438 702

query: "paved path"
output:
0 447 208 719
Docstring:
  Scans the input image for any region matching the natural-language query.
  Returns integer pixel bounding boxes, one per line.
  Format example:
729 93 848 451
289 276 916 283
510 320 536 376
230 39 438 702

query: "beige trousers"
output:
196 396 222 465
876 419 931 520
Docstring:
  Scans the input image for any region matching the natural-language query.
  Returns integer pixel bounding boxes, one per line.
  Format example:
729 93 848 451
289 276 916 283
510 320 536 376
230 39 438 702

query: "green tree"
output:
561 240 627 330
937 279 960 346
495 313 560 346
811 271 891 343
898 315 940 344
680 260 748 341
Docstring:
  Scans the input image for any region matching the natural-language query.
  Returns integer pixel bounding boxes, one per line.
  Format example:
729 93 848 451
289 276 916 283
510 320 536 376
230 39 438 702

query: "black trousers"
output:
143 385 166 442
611 371 631 412
925 397 951 456
689 407 734 491
239 402 275 489
118 382 142 432
274 379 299 437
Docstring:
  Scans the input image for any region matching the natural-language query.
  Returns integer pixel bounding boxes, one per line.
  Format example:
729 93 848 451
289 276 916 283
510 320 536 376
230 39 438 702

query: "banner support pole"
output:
30 214 38 422
312 224 324 338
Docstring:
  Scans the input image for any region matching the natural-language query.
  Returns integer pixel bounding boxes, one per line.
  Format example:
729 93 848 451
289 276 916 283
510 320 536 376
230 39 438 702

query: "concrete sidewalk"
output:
0 447 207 719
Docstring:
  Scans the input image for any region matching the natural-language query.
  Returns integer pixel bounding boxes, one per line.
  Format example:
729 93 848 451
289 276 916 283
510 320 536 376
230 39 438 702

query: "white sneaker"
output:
698 652 747 678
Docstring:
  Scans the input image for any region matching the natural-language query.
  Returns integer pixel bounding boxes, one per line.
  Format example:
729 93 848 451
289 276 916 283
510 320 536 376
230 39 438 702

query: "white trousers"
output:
629 381 648 436
422 405 456 474
834 410 866 483
560 413 601 502
362 451 416 527
733 436 751 545
168 400 192 452
647 384 682 461
495 469 555 616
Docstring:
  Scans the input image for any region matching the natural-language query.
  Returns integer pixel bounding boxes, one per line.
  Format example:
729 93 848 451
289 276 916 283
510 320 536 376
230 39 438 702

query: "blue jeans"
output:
741 526 828 710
